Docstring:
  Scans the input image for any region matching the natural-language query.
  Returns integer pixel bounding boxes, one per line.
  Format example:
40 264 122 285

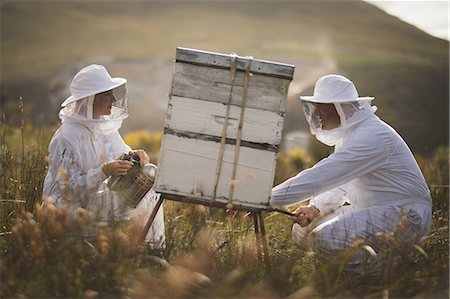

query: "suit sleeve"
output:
270 130 388 206
109 131 132 159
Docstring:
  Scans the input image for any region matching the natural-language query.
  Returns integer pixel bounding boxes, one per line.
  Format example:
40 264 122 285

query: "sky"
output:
365 0 449 40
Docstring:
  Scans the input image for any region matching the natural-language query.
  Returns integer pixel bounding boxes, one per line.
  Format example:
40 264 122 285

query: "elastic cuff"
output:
308 204 321 215
101 163 108 178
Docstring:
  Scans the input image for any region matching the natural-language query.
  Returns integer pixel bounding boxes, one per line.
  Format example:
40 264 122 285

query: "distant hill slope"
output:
1 1 448 155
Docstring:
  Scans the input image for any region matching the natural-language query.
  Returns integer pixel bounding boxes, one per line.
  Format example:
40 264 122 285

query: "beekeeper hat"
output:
61 64 127 107
299 74 374 103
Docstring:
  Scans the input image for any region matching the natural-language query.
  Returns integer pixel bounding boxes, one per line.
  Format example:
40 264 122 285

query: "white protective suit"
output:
271 74 432 264
43 64 165 245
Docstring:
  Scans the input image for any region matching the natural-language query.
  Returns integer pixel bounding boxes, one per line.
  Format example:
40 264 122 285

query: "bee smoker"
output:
107 154 157 208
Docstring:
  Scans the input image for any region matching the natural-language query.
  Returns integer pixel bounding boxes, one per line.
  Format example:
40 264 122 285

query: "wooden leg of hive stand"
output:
253 212 262 261
258 212 270 269
139 196 164 244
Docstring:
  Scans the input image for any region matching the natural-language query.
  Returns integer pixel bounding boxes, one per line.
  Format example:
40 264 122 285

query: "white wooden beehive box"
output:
154 47 294 211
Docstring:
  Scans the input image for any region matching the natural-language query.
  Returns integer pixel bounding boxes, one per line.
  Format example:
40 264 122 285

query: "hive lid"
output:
175 47 295 80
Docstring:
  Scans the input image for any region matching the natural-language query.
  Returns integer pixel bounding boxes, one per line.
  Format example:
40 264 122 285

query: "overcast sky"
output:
365 0 449 40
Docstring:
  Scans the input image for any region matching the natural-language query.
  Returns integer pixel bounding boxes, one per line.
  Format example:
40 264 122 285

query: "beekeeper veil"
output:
59 64 129 136
300 74 376 147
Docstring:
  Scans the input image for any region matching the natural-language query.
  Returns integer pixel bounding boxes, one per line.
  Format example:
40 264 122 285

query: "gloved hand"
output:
290 204 320 227
102 159 134 177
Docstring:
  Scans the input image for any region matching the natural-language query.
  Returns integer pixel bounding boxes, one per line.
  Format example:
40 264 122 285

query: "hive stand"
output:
139 195 270 266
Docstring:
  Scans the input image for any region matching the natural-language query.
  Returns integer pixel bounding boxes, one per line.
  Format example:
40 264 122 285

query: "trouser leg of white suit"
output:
144 199 165 247
292 203 430 265
292 211 337 250
132 189 166 247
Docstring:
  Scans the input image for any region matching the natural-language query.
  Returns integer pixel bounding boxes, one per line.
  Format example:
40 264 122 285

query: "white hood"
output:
311 101 378 147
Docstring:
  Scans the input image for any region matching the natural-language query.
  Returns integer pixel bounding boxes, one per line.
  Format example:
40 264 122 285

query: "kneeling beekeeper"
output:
271 74 431 266
43 64 165 246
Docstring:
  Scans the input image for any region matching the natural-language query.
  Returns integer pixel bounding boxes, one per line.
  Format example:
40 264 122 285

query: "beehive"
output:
154 47 294 211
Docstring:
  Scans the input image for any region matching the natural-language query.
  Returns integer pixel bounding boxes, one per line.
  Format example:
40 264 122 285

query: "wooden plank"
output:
171 63 290 113
176 47 295 80
159 192 271 211
164 129 279 152
165 96 284 146
154 134 276 208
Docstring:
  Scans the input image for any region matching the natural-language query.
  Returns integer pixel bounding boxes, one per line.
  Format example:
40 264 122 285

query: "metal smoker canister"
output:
107 163 157 208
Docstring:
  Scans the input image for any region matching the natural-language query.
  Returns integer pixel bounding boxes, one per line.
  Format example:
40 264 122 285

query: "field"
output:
0 123 448 298
1 1 448 297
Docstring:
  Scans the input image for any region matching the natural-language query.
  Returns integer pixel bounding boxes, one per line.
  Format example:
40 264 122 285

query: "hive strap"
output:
212 53 237 205
211 53 253 210
227 57 252 208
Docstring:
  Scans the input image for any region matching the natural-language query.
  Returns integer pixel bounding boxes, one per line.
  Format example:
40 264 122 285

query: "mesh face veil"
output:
59 83 129 136
109 83 128 119
302 101 321 135
302 100 376 146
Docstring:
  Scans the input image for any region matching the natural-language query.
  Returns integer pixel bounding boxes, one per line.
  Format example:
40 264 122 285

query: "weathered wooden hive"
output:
154 47 294 211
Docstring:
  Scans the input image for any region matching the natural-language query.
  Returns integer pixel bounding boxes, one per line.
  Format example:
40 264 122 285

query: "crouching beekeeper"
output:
43 64 165 246
271 74 431 266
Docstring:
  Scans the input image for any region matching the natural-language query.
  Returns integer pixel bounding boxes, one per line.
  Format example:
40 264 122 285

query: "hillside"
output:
1 0 448 155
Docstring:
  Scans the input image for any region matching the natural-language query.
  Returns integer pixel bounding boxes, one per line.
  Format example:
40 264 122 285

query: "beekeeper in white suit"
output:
43 64 165 246
271 74 431 265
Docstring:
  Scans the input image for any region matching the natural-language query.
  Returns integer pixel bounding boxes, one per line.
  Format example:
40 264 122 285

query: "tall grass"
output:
1 104 52 235
0 128 448 298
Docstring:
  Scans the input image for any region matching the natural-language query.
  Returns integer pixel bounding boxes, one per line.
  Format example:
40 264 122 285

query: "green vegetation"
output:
1 126 448 298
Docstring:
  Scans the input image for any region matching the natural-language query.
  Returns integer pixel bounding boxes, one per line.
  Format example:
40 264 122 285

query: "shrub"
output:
1 203 141 298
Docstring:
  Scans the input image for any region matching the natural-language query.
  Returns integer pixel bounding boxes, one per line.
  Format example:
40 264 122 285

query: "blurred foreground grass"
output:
0 125 448 298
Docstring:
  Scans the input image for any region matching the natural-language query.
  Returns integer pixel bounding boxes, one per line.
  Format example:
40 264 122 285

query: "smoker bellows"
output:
154 47 294 210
